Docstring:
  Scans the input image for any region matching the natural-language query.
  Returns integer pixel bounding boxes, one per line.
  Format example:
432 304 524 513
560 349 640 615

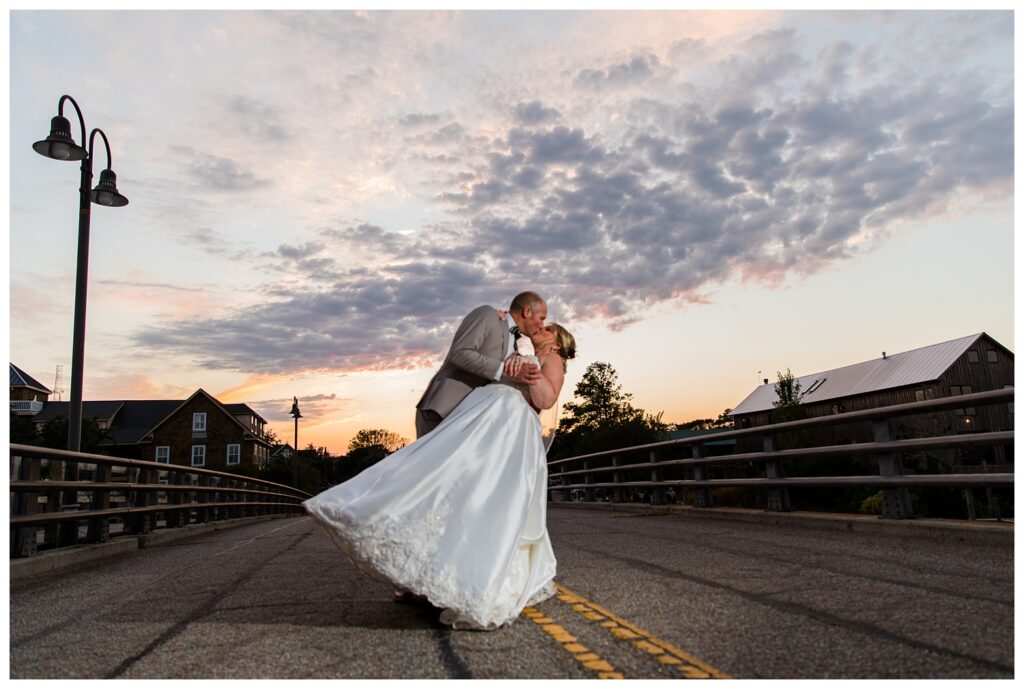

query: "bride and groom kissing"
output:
305 291 577 630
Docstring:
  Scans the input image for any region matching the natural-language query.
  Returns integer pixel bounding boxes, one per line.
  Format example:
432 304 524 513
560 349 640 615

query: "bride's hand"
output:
495 309 507 319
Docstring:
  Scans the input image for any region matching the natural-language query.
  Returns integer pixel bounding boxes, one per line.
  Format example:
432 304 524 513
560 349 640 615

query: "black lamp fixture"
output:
32 113 87 161
32 94 129 457
290 397 302 488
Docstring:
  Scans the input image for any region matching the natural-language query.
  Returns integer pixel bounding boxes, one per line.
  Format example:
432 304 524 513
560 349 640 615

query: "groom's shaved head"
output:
509 291 547 337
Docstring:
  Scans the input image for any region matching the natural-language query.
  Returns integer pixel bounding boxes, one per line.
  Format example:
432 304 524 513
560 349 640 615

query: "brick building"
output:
33 388 271 470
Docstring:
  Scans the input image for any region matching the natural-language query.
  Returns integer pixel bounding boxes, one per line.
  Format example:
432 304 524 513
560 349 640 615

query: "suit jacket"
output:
416 305 513 420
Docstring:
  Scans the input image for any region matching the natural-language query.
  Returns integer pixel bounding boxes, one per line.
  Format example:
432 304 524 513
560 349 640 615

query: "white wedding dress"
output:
303 383 557 630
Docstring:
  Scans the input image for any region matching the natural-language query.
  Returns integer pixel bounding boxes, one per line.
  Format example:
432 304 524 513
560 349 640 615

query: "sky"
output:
6 9 1016 454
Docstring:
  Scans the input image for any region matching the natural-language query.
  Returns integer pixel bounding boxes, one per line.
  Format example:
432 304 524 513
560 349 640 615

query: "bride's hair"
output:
546 323 576 372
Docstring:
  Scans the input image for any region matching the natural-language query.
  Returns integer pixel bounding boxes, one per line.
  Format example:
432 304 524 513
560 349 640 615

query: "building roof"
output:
224 403 267 424
731 333 1003 416
32 391 270 446
10 363 51 394
33 401 126 425
101 400 183 444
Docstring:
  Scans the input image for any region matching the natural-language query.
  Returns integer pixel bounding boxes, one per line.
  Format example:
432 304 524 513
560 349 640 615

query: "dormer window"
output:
193 413 207 432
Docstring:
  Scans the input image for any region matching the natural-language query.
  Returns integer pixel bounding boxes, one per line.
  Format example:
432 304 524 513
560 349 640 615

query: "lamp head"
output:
32 115 88 161
90 168 129 207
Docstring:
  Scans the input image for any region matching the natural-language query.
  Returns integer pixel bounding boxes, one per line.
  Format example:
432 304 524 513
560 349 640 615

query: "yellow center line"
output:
522 606 625 679
552 583 731 679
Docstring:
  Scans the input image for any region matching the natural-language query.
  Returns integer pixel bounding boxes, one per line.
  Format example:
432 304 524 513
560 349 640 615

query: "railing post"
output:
87 462 110 543
649 450 663 505
56 457 81 547
963 489 977 520
12 454 40 557
133 465 156 534
612 455 623 503
763 435 791 512
873 419 914 519
169 471 187 527
692 445 711 508
582 459 593 501
198 474 211 522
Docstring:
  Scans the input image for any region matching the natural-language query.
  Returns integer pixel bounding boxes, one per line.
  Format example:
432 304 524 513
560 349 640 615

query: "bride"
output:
303 321 577 630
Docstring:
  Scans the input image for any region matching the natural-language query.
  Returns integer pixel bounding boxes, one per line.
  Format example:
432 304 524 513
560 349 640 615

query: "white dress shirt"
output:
494 316 519 380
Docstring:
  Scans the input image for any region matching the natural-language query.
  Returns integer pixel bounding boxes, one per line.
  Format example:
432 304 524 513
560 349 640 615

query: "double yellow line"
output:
524 583 730 679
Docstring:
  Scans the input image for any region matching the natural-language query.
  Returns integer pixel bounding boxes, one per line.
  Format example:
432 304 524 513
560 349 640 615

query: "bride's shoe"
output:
394 589 433 606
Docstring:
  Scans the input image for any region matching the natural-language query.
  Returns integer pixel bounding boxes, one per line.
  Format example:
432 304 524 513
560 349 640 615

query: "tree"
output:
771 368 808 450
348 428 407 453
674 408 734 431
336 428 409 483
549 362 667 459
10 412 39 444
771 368 805 423
37 416 109 453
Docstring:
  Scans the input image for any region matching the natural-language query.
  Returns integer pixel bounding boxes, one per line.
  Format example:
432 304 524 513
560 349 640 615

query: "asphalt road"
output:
9 506 1014 679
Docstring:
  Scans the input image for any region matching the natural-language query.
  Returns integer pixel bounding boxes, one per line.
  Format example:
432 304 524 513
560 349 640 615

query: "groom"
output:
415 291 547 438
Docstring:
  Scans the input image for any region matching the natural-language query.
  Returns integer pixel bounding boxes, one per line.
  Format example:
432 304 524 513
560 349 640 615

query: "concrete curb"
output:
10 514 299 581
550 502 1014 545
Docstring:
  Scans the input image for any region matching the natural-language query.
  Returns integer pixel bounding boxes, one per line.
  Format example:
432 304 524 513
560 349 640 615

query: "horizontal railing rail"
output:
10 443 312 558
547 388 1014 519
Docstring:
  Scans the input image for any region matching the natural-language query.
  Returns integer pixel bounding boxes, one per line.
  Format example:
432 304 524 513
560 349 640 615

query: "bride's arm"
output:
529 355 564 410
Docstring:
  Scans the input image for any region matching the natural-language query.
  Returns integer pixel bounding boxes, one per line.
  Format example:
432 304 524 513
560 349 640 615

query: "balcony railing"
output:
10 444 312 558
547 388 1014 519
10 400 44 414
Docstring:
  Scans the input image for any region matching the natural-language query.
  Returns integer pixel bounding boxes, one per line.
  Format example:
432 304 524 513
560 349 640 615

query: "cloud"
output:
131 11 1012 378
96 279 204 293
226 94 289 141
514 100 560 124
251 393 345 422
574 55 661 90
172 145 272 192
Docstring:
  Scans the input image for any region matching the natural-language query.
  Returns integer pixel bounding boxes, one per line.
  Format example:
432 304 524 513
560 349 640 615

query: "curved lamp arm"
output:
88 128 114 171
58 94 87 154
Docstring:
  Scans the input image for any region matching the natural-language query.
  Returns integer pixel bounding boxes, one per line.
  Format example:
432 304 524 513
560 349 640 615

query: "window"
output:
950 385 975 416
156 446 170 464
962 385 975 415
987 350 998 363
193 413 207 432
227 444 240 466
191 445 206 467
967 350 979 363
915 390 925 402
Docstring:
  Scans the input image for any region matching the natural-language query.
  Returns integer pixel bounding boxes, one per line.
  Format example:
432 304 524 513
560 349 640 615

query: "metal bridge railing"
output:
547 388 1014 519
10 444 311 558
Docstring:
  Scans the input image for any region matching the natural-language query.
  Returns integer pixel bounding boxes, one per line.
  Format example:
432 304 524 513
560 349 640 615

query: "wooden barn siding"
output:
731 336 1014 464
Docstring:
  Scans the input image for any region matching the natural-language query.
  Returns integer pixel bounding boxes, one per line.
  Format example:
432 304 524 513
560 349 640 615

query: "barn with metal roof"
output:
730 332 1013 441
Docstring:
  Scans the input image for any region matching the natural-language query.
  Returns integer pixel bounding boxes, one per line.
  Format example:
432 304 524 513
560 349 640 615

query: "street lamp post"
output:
33 95 128 453
290 397 302 488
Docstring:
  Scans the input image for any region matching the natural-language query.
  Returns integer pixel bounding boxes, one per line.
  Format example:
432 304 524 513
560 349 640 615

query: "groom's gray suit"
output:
415 305 512 438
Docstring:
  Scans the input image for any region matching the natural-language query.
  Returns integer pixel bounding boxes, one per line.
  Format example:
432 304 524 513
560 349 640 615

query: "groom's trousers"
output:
415 409 444 439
